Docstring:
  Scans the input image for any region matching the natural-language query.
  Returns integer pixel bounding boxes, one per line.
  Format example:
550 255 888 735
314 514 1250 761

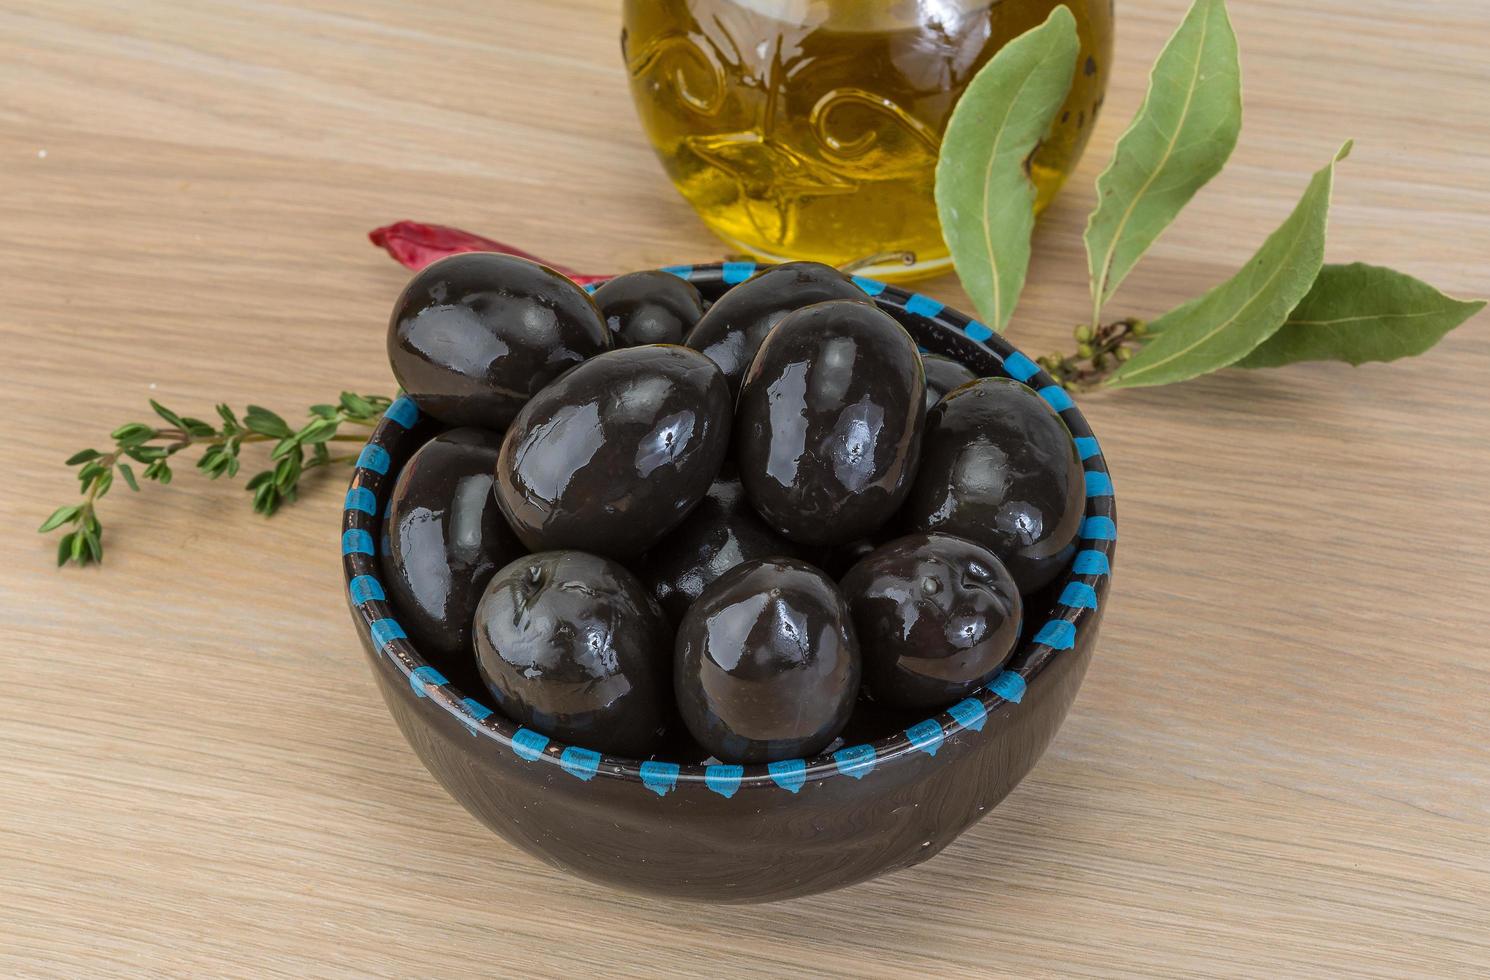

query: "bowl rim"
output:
342 260 1116 798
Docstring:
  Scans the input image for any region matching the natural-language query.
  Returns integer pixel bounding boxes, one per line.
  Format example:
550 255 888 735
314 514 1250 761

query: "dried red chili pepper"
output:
368 221 610 285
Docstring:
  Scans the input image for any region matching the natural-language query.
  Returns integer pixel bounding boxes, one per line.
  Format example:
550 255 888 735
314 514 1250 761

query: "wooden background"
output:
3 1 1487 976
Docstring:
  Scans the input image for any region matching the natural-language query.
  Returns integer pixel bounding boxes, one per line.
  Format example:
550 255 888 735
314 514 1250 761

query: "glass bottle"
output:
622 0 1114 280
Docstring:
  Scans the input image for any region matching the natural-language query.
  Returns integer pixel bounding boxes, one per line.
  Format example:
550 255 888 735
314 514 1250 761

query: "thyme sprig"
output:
41 393 392 567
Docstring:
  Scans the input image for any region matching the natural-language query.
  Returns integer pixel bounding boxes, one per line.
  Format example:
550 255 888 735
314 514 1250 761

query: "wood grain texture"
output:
2 1 1487 976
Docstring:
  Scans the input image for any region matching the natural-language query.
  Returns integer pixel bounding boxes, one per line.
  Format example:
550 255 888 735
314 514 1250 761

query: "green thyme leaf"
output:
117 464 141 492
253 483 280 516
935 5 1079 333
111 423 155 445
273 451 303 489
66 449 102 466
197 447 226 478
39 505 81 533
338 392 377 416
149 400 187 430
298 419 339 444
1085 0 1241 323
243 405 292 438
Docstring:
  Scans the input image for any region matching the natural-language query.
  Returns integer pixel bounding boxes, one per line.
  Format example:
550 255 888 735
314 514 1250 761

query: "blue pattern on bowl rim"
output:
343 262 1116 797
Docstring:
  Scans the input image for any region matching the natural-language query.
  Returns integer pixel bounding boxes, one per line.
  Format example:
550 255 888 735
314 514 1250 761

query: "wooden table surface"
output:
3 1 1487 976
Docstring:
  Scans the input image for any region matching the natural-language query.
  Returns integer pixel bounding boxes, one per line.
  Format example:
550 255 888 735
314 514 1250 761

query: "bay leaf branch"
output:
1106 141 1352 389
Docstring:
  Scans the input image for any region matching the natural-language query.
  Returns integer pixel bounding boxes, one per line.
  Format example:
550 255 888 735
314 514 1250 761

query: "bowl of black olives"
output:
344 256 1116 904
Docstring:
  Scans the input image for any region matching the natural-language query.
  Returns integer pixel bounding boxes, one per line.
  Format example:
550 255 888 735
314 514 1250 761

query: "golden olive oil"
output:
623 0 1114 280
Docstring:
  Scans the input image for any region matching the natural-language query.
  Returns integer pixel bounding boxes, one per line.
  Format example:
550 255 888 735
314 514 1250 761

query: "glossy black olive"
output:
388 253 611 429
636 464 799 624
900 378 1084 594
473 550 672 758
683 261 871 395
735 300 926 547
380 428 525 663
674 558 859 764
841 533 1022 710
593 271 705 347
494 345 732 558
921 353 977 410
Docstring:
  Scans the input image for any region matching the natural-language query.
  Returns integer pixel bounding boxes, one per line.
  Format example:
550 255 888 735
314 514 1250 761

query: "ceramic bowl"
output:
342 262 1117 904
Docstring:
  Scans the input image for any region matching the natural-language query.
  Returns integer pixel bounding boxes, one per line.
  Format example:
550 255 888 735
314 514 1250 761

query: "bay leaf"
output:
1237 263 1484 368
1106 142 1351 389
935 5 1079 333
1084 0 1241 323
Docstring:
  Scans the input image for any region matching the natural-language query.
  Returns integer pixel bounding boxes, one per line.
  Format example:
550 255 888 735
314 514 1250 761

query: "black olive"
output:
900 378 1084 594
473 550 672 758
494 345 732 559
380 428 525 663
921 353 977 409
593 270 705 347
735 300 925 546
388 253 611 429
636 464 799 624
674 558 859 764
841 533 1022 710
683 261 871 395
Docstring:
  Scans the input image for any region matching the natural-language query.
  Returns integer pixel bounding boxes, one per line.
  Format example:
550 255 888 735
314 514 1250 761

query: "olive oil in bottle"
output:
623 0 1113 280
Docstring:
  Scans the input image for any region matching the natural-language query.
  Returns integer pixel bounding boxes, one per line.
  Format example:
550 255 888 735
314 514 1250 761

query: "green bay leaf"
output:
1107 141 1351 389
1237 263 1484 368
1085 0 1241 323
935 5 1078 332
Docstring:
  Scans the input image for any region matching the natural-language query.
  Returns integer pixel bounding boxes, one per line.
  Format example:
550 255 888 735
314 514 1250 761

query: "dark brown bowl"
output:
342 262 1117 903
